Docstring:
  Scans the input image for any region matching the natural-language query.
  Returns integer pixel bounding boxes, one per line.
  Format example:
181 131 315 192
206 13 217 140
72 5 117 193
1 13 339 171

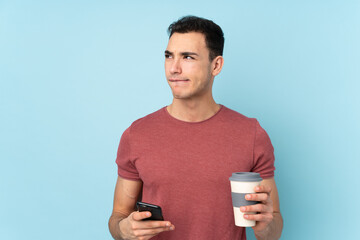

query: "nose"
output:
170 58 182 74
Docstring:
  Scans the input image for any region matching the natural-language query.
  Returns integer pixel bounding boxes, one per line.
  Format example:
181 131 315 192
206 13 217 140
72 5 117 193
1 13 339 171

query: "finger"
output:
133 225 175 237
131 211 152 221
245 193 269 202
240 204 273 213
244 212 274 222
254 185 272 194
134 220 173 230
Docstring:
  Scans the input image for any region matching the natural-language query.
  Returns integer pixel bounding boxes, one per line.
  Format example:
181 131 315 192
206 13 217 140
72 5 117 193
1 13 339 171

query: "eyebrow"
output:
165 50 199 56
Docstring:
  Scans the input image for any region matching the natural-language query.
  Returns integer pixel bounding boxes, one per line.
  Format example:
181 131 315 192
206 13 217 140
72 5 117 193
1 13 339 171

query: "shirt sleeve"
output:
251 120 275 179
115 127 141 181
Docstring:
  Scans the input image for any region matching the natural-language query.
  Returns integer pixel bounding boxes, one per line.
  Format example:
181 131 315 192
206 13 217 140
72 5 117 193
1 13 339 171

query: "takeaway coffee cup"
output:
229 172 262 227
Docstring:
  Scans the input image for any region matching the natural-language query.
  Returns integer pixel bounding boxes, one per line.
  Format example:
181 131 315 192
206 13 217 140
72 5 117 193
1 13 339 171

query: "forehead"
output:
166 32 207 53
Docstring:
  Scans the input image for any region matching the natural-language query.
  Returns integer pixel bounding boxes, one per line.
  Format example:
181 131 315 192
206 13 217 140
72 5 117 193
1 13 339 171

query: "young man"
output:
109 16 283 240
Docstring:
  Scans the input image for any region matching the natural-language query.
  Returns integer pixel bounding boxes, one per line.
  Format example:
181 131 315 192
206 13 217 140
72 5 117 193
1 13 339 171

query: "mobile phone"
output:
136 201 164 221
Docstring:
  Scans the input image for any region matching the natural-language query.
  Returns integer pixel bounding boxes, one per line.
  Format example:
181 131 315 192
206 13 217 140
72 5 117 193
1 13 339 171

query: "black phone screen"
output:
136 201 164 221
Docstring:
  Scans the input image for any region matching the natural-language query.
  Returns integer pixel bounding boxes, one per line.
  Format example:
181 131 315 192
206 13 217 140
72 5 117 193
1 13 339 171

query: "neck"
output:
167 97 220 122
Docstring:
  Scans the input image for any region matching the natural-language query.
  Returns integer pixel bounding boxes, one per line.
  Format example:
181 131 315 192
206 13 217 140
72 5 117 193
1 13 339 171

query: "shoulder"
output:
220 106 271 139
128 107 167 133
220 105 258 127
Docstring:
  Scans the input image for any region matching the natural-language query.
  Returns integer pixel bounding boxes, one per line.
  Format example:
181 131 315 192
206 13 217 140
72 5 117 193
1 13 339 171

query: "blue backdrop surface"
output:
1 1 359 239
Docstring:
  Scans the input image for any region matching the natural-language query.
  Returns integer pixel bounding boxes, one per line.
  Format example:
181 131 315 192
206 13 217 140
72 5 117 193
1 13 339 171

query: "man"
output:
109 16 283 240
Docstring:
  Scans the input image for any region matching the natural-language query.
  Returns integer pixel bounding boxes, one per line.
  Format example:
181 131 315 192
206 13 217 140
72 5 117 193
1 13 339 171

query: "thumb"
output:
131 211 151 221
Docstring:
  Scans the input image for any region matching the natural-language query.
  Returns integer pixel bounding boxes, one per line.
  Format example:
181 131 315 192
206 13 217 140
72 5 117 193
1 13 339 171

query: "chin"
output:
172 92 184 98
173 94 193 100
172 94 183 99
171 89 195 99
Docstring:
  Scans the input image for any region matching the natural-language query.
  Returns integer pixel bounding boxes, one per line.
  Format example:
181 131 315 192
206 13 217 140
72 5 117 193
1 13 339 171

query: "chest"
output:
133 128 254 190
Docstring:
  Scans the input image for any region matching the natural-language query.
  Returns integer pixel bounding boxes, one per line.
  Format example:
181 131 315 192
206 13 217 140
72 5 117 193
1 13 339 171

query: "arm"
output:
240 177 283 240
108 176 175 240
108 176 142 239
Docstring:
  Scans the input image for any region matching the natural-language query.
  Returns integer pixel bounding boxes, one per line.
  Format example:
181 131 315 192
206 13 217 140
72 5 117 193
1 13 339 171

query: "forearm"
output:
108 212 127 240
255 212 283 240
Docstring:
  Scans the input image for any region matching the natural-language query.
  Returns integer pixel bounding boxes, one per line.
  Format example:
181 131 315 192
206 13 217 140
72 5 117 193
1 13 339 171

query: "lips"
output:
169 78 189 82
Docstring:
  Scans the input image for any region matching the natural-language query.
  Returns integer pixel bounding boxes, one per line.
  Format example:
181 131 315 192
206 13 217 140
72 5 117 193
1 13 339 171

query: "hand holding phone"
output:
118 208 174 240
136 201 164 221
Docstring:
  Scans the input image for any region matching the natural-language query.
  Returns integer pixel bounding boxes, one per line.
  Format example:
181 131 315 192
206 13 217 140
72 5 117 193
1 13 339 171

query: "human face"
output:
165 32 214 100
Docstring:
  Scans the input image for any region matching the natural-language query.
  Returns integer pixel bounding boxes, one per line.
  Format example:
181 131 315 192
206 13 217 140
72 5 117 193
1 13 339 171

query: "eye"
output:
165 54 172 59
184 55 194 60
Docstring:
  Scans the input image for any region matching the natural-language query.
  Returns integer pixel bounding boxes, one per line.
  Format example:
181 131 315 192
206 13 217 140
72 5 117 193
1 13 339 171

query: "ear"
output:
211 56 224 77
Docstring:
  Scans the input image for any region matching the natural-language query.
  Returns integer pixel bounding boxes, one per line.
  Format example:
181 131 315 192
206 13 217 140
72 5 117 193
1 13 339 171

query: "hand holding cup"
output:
240 185 274 232
229 172 262 227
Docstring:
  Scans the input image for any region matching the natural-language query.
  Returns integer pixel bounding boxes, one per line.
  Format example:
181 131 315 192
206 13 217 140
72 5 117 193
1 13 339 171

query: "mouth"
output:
169 78 189 82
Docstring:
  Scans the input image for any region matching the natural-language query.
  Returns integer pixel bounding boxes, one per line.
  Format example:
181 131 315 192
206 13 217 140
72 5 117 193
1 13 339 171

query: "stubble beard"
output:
171 82 212 101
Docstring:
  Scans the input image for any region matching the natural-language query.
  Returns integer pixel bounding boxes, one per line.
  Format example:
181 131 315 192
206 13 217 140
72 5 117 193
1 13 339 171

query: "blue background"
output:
1 0 359 239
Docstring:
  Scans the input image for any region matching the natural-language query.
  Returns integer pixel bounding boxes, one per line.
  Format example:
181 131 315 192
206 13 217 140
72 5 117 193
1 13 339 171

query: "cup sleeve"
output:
115 127 141 181
251 120 275 179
